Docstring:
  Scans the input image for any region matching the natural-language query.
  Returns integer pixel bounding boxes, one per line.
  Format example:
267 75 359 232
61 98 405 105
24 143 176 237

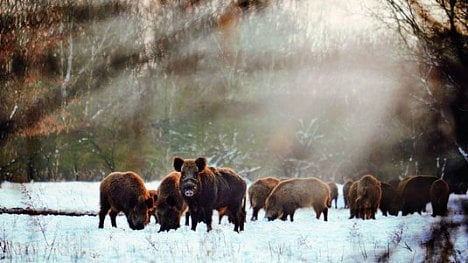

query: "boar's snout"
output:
127 217 146 230
181 181 198 197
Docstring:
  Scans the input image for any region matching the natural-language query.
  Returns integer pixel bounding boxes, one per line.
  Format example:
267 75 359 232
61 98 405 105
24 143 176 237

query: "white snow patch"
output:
0 181 466 262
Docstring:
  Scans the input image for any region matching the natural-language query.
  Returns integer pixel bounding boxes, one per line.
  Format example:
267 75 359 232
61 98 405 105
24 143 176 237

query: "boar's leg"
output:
314 206 323 221
204 208 214 232
229 206 243 233
348 208 355 219
239 208 246 231
189 209 199 231
382 209 388 216
109 209 119 227
98 202 111 229
280 213 288 221
289 210 295 222
185 211 190 226
251 207 259 221
322 207 328 221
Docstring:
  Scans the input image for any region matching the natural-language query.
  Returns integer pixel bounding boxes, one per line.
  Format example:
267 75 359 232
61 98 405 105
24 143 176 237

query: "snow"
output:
458 146 468 162
0 181 466 262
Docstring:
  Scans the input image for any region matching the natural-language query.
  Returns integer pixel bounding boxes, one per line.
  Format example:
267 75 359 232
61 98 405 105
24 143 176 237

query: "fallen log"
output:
0 207 97 217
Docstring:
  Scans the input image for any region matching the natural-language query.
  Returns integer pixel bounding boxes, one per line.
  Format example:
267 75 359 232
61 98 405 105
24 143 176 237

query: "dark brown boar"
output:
173 157 247 232
379 182 399 216
155 171 189 232
430 179 450 217
349 175 382 220
264 177 331 222
343 180 353 209
397 175 439 216
98 171 154 230
327 181 339 209
248 177 281 221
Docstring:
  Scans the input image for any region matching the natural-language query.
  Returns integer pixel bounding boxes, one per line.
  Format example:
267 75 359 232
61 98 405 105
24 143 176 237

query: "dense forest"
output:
0 0 466 191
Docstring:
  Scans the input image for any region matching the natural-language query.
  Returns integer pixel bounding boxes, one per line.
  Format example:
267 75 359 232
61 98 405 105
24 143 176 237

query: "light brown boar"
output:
355 174 382 220
155 171 188 232
327 181 339 209
248 177 281 221
264 177 331 222
430 179 450 217
98 171 154 230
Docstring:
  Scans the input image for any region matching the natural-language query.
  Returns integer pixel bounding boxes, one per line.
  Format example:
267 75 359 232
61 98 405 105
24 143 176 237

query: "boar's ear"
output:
166 196 177 207
146 197 155 208
174 157 184 172
152 193 158 203
195 157 207 171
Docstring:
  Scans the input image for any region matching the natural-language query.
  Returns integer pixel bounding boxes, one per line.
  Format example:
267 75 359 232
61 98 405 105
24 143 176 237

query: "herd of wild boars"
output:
345 174 453 220
98 157 456 231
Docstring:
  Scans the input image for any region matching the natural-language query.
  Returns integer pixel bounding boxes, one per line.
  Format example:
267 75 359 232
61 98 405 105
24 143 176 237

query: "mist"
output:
0 0 454 183
129 0 416 180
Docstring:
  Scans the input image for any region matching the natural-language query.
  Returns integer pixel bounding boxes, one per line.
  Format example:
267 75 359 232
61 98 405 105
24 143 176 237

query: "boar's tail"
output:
327 193 332 208
242 194 247 211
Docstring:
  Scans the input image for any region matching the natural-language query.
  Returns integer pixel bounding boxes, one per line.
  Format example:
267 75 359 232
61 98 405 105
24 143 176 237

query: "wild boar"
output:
327 181 339 209
343 180 353 209
265 177 331 222
355 174 381 220
430 179 450 217
348 175 381 220
174 157 247 232
98 171 154 230
248 177 281 221
155 171 188 232
379 182 399 216
397 175 439 216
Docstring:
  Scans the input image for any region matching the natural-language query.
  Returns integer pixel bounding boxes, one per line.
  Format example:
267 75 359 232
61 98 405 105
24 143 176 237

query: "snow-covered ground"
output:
0 180 466 262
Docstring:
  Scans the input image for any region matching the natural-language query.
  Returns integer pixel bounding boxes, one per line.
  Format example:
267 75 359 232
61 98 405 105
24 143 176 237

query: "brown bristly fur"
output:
430 179 450 217
343 180 353 209
98 171 153 230
265 177 331 222
154 171 188 232
174 157 246 232
397 175 439 216
327 181 339 209
248 177 281 221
